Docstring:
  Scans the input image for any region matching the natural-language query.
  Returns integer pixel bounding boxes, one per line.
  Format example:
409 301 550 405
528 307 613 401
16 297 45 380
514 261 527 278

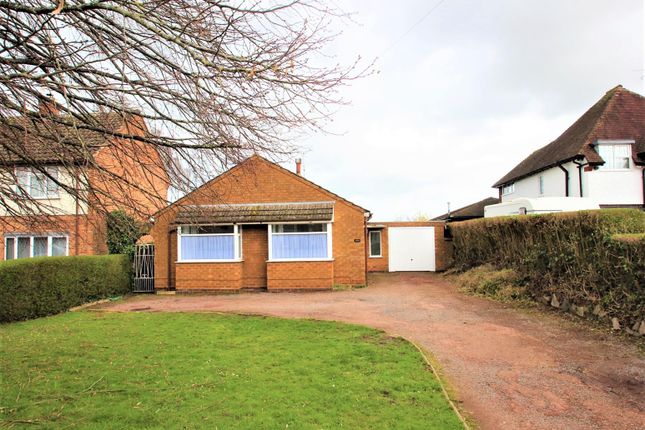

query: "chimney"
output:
295 158 302 175
38 94 60 116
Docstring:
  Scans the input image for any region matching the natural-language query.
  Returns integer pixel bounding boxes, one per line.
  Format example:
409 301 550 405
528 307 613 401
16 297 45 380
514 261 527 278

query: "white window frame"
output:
368 230 382 258
596 140 633 171
176 224 242 263
14 166 60 199
4 234 69 260
538 175 544 195
502 183 515 196
267 222 333 262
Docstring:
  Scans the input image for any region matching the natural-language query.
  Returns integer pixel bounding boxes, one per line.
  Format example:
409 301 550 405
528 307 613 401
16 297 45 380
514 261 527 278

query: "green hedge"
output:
451 209 645 325
0 255 131 323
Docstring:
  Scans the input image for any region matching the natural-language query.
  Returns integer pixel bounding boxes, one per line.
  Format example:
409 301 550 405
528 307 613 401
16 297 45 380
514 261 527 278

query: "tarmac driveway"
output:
103 273 644 430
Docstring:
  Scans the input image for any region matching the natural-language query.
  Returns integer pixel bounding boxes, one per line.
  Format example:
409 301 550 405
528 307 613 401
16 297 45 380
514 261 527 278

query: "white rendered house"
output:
493 85 645 210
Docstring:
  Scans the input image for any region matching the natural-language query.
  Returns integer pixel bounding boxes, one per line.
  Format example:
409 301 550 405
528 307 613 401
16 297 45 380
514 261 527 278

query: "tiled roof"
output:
0 112 126 165
493 85 645 187
432 197 500 220
174 202 335 224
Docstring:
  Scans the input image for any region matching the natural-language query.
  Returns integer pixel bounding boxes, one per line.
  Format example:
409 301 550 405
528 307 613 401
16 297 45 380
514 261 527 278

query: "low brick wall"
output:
267 260 333 290
175 262 243 291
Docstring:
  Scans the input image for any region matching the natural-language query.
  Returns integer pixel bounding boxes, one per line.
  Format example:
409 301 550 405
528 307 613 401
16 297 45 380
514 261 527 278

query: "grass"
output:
0 312 463 429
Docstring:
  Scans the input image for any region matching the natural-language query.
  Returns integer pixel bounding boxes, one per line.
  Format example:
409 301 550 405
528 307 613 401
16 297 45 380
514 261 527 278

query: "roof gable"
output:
493 85 645 187
155 154 369 218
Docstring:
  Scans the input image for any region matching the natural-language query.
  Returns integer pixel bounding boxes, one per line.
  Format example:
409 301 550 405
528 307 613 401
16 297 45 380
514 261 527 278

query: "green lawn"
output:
0 312 462 429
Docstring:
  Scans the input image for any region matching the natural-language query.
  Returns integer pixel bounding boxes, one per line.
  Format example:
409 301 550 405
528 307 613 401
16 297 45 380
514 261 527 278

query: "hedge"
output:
451 209 645 326
0 254 131 323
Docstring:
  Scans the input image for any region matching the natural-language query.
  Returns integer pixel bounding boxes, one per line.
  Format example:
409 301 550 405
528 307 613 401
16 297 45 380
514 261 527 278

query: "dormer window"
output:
596 141 632 170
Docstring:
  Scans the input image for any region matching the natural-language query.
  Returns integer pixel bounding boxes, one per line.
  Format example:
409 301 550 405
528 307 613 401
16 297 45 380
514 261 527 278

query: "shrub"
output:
456 264 529 302
451 209 645 326
0 255 131 323
107 211 144 257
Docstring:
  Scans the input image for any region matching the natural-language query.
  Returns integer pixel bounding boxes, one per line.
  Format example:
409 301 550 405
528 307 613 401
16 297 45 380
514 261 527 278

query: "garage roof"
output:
174 202 335 224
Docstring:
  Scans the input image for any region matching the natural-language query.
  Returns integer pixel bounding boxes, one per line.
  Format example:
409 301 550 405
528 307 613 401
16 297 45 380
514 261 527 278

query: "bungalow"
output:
492 85 645 209
150 155 452 293
151 155 371 292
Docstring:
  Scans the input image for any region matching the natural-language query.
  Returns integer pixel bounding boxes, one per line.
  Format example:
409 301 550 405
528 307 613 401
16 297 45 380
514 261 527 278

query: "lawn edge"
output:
398 335 473 430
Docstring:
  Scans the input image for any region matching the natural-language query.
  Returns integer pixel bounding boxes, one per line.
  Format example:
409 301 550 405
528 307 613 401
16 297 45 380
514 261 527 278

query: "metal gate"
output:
132 244 155 293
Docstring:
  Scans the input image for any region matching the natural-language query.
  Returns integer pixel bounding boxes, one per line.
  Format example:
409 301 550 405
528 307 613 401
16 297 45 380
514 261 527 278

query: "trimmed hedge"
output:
451 209 645 326
0 255 131 323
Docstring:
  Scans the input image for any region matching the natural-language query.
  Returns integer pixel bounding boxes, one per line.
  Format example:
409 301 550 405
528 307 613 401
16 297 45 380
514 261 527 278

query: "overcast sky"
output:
284 0 644 221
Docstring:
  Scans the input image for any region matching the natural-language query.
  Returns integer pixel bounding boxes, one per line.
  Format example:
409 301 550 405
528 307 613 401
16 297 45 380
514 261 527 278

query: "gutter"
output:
557 164 570 197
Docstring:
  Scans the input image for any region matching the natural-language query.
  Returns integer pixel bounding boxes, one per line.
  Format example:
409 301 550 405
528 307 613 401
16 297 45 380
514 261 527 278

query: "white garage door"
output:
388 227 436 272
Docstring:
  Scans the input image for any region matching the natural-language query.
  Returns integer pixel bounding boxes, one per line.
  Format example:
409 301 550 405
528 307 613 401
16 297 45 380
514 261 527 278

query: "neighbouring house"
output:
492 85 645 209
366 222 452 273
431 197 500 222
150 155 371 292
0 102 169 260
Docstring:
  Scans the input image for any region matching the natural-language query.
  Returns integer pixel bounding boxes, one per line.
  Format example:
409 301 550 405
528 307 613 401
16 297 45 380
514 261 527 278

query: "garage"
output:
388 227 436 272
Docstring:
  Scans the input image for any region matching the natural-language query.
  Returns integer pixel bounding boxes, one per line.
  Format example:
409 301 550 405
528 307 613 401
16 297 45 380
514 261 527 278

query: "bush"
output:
0 255 131 323
107 211 144 257
456 264 529 302
451 209 645 326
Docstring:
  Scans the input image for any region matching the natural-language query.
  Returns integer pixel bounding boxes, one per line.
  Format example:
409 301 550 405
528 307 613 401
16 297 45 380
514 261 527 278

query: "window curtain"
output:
181 235 234 260
52 237 67 256
33 237 47 257
272 233 327 259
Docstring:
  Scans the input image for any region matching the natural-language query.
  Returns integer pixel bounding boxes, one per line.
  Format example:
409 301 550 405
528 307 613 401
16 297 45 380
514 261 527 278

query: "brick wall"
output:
151 156 367 291
366 221 453 272
241 225 268 288
91 115 170 220
267 260 333 290
0 211 108 259
175 262 243 291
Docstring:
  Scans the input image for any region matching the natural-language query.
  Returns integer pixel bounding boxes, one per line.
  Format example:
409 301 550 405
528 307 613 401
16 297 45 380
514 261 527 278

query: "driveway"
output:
102 273 644 430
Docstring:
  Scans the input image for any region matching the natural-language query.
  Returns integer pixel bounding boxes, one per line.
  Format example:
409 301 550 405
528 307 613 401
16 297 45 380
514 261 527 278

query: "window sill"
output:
369 255 383 258
14 196 61 201
176 259 243 264
267 258 334 263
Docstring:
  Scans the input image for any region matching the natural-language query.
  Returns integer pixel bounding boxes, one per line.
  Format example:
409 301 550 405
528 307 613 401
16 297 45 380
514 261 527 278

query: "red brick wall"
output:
242 225 268 288
0 211 107 259
151 156 367 291
366 221 452 272
175 262 243 291
91 116 170 220
267 261 333 290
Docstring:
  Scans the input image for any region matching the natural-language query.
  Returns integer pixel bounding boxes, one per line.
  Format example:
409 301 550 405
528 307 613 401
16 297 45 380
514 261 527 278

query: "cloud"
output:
288 0 644 220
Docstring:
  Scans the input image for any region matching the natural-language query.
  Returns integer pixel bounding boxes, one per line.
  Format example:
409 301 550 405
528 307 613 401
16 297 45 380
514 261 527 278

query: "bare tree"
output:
0 0 368 226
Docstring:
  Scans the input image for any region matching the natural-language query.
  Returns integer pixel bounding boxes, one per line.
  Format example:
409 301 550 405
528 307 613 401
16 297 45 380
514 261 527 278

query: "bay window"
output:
15 166 59 199
178 225 241 261
269 223 332 260
4 235 68 260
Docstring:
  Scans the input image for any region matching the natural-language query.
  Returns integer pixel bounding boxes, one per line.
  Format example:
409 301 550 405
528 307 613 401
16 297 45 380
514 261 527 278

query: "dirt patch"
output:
101 272 645 429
